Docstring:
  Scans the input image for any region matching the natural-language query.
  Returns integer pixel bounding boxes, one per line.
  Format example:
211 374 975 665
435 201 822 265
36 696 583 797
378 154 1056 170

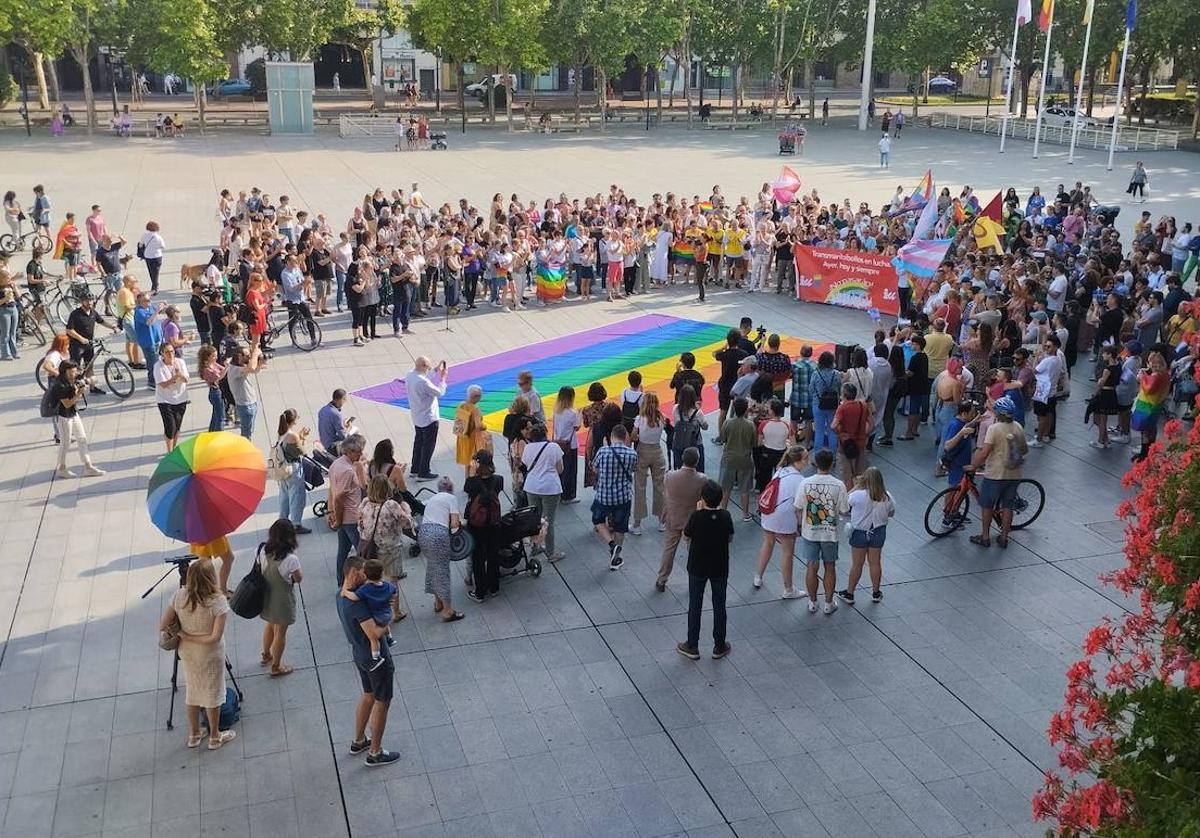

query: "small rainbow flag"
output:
697 201 714 213
1131 375 1169 432
669 241 695 263
535 264 566 300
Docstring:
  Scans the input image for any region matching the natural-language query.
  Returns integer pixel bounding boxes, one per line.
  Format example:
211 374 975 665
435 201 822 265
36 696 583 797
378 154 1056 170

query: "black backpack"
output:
673 409 703 452
621 391 642 430
816 370 840 411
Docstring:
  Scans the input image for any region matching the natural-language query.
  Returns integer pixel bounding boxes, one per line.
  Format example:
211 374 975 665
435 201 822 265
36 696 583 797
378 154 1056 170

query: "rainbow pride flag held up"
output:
354 314 822 434
669 241 695 263
535 264 566 300
889 169 933 217
697 201 715 213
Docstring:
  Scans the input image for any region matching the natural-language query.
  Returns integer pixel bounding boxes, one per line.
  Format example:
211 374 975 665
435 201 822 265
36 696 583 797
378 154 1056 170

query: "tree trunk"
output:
598 68 607 131
731 62 740 120
529 78 537 113
573 61 582 123
31 50 49 111
487 67 497 123
770 7 785 122
1136 67 1149 126
656 56 664 123
70 43 96 133
923 66 930 104
667 54 679 108
361 45 374 98
912 90 919 119
504 70 513 131
1086 67 1096 116
1192 86 1199 140
806 58 816 119
195 86 208 134
457 61 466 130
46 56 60 103
683 23 693 129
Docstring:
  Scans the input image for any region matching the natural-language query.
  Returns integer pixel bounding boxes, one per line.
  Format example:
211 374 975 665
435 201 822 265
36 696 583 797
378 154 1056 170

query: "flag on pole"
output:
1126 0 1137 29
1039 0 1054 31
972 217 1006 253
889 170 933 217
980 192 1003 224
951 198 966 225
770 166 802 205
912 189 939 240
893 239 953 279
1017 0 1033 25
1081 0 1094 24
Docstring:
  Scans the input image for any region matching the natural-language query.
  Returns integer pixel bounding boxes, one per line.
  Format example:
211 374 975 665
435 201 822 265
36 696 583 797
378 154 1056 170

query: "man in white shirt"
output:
1030 334 1064 447
795 448 849 614
405 356 448 481
1046 270 1068 314
333 233 354 312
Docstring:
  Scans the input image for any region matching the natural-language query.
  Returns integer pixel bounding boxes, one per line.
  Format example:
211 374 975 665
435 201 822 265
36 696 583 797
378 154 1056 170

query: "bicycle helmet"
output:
992 395 1016 417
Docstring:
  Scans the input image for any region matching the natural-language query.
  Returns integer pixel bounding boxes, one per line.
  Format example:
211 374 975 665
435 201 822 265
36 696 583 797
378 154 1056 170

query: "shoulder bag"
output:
228 544 267 619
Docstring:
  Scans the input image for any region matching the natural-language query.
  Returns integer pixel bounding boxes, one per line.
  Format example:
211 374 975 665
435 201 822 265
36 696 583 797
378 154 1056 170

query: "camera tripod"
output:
142 554 243 731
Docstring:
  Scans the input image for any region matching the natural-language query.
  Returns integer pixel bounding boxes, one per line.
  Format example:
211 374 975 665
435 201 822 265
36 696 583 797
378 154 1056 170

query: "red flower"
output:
1083 623 1112 656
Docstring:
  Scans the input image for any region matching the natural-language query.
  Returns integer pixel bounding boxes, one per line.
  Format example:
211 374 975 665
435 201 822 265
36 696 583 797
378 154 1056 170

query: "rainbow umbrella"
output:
147 431 267 544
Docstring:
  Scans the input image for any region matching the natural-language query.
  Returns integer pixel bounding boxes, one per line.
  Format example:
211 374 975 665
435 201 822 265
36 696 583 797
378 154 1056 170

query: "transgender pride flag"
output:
892 238 953 279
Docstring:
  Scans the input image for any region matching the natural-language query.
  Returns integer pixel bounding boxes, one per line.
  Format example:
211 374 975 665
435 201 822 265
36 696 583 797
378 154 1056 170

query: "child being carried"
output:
341 559 398 669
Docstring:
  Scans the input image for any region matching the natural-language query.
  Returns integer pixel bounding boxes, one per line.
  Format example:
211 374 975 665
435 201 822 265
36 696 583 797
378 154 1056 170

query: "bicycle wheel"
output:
35 358 48 391
104 357 135 399
289 317 322 352
33 232 53 253
1006 479 1045 530
924 486 971 538
54 296 74 328
0 233 14 253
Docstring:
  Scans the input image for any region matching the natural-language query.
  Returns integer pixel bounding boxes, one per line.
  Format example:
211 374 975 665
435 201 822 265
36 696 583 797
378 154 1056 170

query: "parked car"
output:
464 73 515 99
209 79 252 97
906 75 958 95
1039 105 1097 129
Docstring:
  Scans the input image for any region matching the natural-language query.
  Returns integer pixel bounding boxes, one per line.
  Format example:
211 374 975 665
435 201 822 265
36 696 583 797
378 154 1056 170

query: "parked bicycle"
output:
36 336 134 399
15 291 46 348
0 228 52 256
923 469 1045 538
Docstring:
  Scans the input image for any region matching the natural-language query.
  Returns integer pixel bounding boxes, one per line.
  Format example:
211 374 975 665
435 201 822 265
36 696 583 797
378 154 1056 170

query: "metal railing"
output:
925 111 1181 151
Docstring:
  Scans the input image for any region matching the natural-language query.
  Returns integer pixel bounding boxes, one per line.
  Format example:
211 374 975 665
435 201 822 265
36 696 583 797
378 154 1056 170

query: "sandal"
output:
207 730 236 750
442 611 465 623
260 652 272 667
969 535 991 547
186 732 204 748
269 664 295 677
996 535 1009 549
392 611 408 623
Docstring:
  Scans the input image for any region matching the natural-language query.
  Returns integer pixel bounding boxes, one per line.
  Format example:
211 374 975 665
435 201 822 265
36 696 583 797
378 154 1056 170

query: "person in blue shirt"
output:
341 558 397 667
317 389 350 453
132 291 164 388
336 557 400 766
941 401 978 488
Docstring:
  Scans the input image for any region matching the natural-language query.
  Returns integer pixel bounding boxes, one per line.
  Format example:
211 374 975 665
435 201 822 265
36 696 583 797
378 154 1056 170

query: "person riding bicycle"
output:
64 292 118 394
968 395 1027 549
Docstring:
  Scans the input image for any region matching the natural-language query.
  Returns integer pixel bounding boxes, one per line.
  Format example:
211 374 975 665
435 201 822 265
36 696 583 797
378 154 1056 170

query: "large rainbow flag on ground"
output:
535 263 566 300
355 314 821 434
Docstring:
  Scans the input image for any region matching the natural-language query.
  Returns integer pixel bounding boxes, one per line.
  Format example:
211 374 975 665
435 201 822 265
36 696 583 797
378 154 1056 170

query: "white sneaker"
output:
781 587 802 600
1110 434 1130 444
83 465 106 477
657 523 666 533
1089 440 1110 449
629 525 642 536
753 574 763 589
823 601 838 615
55 466 77 479
1028 439 1043 448
807 599 818 614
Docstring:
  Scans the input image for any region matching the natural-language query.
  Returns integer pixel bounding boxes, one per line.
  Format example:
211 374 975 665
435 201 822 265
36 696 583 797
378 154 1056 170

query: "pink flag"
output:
1017 0 1033 24
771 166 801 205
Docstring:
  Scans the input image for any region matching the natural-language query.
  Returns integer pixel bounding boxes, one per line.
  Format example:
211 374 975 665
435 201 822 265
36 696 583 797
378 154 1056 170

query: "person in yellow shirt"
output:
723 221 749 288
114 273 144 369
705 218 724 285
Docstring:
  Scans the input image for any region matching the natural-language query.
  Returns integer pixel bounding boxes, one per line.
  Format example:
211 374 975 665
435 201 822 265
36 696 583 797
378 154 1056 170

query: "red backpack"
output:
757 475 781 515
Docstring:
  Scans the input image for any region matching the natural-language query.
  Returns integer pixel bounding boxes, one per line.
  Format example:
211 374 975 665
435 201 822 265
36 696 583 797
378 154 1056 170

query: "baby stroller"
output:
430 131 448 150
306 448 336 517
495 506 544 578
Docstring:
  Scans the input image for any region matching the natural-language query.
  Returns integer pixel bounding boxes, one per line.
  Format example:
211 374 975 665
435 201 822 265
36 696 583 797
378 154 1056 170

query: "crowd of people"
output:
4 160 1199 767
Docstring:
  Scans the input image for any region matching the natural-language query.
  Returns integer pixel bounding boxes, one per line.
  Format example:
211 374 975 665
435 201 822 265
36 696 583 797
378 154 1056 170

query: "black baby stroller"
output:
307 448 336 517
430 131 448 150
495 506 544 578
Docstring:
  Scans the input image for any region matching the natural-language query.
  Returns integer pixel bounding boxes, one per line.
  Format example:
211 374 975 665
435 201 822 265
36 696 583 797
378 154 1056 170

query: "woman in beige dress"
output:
157 558 236 749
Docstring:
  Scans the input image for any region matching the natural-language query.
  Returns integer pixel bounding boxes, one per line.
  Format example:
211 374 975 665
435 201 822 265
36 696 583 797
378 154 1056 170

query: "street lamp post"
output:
18 65 31 138
858 0 877 131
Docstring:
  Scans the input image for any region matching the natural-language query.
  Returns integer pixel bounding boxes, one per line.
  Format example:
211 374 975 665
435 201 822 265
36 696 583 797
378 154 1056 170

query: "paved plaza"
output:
0 125 1193 838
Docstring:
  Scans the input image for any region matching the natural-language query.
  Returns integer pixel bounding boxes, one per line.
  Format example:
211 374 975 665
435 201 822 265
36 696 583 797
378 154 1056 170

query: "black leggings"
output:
464 272 480 306
351 305 364 330
363 303 378 337
158 402 187 439
623 265 637 295
1129 182 1145 198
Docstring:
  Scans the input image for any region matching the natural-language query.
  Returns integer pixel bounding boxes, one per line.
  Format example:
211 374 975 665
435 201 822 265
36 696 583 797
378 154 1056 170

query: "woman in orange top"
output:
245 273 269 347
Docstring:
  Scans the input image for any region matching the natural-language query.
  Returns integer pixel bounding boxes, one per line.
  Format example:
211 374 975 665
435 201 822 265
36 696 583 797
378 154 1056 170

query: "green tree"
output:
478 0 548 127
250 0 354 61
542 0 634 124
1 0 76 110
627 0 685 121
1125 0 1174 125
872 0 982 117
1170 0 1200 137
126 0 226 131
327 0 406 101
408 0 486 119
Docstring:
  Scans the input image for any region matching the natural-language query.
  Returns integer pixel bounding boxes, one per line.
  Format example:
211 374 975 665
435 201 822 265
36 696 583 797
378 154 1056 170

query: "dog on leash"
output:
179 263 206 288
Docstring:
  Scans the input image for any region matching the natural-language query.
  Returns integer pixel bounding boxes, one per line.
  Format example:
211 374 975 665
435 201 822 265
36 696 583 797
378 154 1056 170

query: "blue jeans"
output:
207 387 224 431
489 277 501 303
392 283 411 331
334 267 346 309
934 401 957 456
880 152 889 168
336 523 360 585
0 304 17 359
138 342 158 386
279 466 307 525
236 402 257 439
813 406 836 453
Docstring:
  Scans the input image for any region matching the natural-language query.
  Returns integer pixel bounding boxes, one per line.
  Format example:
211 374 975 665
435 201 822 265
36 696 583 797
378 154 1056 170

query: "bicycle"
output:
36 336 135 399
264 303 322 353
0 227 53 256
15 292 46 348
923 469 1045 538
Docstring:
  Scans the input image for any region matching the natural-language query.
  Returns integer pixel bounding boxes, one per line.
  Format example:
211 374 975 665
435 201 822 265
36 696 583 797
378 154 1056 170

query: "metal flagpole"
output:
1031 4 1054 158
998 14 1021 153
1068 3 1094 164
858 0 877 132
1107 26 1131 171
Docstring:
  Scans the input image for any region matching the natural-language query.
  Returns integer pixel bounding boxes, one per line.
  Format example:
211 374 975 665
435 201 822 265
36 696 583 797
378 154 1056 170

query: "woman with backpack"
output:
832 383 873 490
156 557 235 749
671 384 709 472
753 445 807 598
358 476 411 617
809 351 841 453
464 450 504 601
630 392 667 535
258 519 304 676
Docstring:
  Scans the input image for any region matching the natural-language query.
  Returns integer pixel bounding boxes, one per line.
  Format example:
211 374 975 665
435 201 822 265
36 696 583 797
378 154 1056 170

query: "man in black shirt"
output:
668 352 705 398
897 334 929 440
309 242 334 316
65 294 117 390
189 282 213 346
713 329 749 439
773 227 794 293
676 480 734 660
736 317 759 354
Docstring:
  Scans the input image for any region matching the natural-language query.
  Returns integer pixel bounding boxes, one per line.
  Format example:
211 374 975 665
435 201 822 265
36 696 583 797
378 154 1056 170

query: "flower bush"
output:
1035 377 1200 835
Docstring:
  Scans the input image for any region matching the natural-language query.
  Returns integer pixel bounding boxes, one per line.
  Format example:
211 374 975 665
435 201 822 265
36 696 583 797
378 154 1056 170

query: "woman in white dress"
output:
753 446 808 598
650 225 672 284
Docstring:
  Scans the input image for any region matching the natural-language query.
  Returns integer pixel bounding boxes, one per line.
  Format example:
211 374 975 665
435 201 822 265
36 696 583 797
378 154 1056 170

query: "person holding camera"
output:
51 360 105 478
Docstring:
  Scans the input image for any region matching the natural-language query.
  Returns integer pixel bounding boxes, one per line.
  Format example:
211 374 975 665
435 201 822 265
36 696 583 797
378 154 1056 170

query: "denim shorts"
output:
978 478 1018 510
800 538 838 563
591 499 631 533
849 525 887 549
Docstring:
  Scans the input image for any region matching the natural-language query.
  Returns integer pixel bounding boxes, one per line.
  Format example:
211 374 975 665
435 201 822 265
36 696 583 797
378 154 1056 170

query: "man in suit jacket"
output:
655 446 709 592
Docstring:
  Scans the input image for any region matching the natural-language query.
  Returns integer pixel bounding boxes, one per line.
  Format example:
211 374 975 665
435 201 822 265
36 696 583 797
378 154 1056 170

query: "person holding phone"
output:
405 356 448 481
